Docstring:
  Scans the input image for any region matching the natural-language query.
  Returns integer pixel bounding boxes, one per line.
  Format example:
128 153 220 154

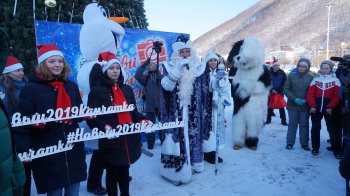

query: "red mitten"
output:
31 113 46 129
82 107 96 121
105 124 118 139
20 149 33 163
31 122 46 129
59 119 72 124
139 119 153 133
139 119 153 126
104 124 112 132
83 115 95 121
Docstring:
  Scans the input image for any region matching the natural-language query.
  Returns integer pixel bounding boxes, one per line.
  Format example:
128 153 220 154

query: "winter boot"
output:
204 151 223 164
281 121 288 126
233 144 241 150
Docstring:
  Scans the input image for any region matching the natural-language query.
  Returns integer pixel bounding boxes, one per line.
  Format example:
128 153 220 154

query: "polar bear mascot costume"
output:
227 37 271 150
78 3 125 149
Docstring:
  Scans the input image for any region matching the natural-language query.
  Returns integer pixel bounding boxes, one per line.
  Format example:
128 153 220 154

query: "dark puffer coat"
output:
134 65 162 112
87 74 144 165
270 67 287 95
0 99 26 195
19 74 86 194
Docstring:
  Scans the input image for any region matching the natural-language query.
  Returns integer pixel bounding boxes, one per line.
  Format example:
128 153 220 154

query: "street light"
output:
326 2 334 60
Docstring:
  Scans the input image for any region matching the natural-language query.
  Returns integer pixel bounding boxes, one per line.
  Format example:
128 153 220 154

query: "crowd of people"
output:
264 56 349 160
1 26 349 196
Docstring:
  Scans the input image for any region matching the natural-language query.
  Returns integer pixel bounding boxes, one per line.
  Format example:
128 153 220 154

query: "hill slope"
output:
193 0 350 59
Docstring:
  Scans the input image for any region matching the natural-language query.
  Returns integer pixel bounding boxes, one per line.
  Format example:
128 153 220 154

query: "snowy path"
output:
30 102 345 196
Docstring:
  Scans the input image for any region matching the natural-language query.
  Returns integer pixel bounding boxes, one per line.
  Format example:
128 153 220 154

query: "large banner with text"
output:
35 21 188 113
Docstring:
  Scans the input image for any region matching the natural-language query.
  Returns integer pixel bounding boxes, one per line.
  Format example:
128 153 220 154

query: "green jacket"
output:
0 27 26 196
284 71 314 112
0 100 26 196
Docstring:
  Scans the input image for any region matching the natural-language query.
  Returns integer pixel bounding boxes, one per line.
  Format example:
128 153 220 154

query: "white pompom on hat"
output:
37 43 64 64
3 56 23 74
205 52 218 64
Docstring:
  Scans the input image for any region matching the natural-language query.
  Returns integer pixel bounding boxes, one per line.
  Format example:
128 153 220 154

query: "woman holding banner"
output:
86 51 150 196
19 43 86 195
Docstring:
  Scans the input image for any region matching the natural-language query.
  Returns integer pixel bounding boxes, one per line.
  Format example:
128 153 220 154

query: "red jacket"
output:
306 73 341 112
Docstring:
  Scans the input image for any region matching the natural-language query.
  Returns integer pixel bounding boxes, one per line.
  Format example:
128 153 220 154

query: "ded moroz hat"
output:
172 35 193 52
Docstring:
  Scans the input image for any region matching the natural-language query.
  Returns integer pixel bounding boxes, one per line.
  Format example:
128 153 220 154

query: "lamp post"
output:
326 2 334 60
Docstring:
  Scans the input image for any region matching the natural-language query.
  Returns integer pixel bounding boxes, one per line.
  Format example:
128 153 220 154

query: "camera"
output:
137 40 166 65
153 41 163 54
330 56 350 66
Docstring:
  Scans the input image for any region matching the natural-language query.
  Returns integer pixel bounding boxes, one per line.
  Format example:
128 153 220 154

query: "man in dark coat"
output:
135 59 163 149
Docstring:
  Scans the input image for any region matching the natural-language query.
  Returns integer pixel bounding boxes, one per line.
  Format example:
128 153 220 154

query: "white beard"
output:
178 63 197 107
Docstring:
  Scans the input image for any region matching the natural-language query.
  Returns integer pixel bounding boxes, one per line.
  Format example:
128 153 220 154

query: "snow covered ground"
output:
30 100 345 196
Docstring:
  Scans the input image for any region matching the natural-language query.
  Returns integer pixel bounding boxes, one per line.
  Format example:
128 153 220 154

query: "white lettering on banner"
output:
66 120 185 143
11 103 135 127
17 120 185 161
17 140 74 162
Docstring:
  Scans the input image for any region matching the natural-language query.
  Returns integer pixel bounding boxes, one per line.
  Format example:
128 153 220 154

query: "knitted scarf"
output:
111 84 132 124
48 81 72 123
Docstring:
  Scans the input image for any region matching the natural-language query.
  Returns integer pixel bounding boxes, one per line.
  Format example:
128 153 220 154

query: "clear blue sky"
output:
144 0 260 40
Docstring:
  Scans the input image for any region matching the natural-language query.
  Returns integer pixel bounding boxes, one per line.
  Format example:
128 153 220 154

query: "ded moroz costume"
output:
159 36 212 185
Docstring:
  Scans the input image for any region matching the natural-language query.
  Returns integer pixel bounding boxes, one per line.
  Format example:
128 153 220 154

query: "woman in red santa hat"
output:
19 43 86 195
86 51 149 196
0 56 32 196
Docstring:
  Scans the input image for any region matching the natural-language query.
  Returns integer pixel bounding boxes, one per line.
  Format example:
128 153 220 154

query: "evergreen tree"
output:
0 0 148 74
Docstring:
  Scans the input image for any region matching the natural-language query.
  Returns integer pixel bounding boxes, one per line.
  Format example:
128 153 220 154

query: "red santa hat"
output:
272 56 279 66
3 56 23 74
37 43 64 64
98 51 121 73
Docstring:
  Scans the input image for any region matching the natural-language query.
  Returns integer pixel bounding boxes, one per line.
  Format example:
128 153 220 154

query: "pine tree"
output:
0 0 148 74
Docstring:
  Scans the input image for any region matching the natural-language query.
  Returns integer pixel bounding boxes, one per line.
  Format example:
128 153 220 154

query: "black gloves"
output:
141 58 151 68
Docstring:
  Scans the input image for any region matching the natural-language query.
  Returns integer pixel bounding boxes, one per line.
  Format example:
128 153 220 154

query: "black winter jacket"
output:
87 75 144 165
19 73 86 194
134 65 162 112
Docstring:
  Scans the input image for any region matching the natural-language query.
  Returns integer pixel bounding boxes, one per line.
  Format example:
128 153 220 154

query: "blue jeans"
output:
286 110 310 146
46 183 80 196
